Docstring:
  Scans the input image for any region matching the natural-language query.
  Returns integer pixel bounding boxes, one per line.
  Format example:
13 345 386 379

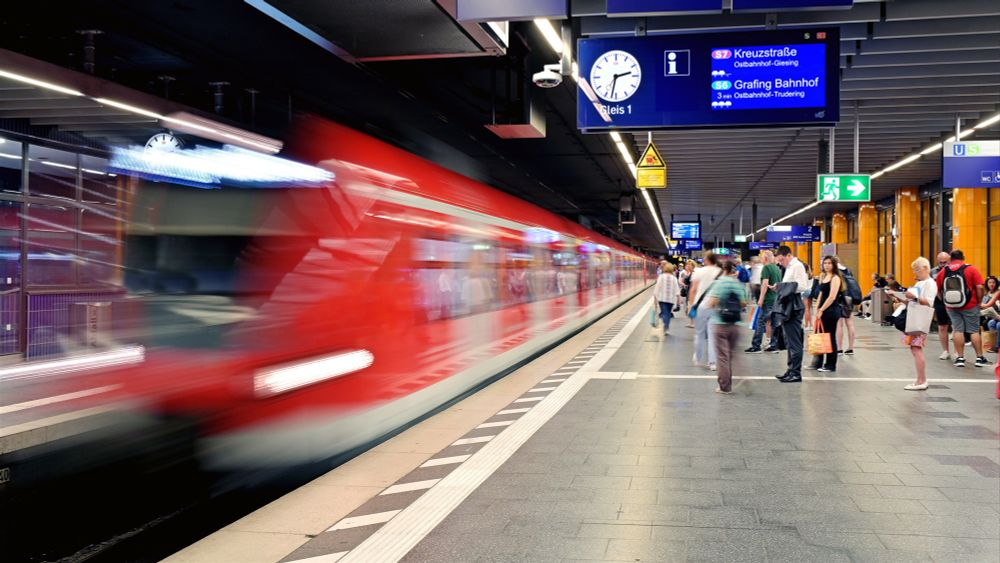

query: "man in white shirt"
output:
775 245 808 382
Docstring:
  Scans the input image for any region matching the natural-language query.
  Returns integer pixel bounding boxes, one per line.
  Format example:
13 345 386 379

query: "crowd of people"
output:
652 247 995 394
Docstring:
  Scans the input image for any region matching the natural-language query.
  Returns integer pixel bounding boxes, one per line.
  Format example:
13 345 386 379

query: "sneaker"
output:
988 347 999 354
805 364 820 370
765 346 780 353
714 388 732 395
938 351 951 361
744 346 762 353
904 383 929 391
837 350 845 356
709 363 717 371
844 349 854 356
974 356 990 367
953 357 966 368
817 367 836 373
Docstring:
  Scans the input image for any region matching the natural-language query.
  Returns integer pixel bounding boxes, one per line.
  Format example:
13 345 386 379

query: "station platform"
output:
167 291 1000 563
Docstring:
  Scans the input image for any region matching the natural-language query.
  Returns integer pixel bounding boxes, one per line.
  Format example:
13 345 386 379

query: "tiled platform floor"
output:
403 310 1000 563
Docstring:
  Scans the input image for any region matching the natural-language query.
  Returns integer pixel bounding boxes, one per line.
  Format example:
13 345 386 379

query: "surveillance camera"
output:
533 64 563 88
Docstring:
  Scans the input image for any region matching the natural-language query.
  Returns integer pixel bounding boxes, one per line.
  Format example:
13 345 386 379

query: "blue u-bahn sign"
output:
577 28 840 130
943 141 1000 188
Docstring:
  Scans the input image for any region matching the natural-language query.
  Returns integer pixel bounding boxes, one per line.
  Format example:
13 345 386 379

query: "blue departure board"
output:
578 28 839 130
671 222 701 240
709 44 826 111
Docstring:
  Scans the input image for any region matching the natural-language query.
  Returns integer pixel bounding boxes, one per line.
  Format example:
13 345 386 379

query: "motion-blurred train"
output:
19 118 654 476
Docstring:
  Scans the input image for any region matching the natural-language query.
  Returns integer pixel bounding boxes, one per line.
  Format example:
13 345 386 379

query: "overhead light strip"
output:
746 111 999 237
533 19 563 55
0 69 84 96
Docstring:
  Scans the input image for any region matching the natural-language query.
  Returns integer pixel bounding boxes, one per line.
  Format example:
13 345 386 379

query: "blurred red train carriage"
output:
13 117 654 473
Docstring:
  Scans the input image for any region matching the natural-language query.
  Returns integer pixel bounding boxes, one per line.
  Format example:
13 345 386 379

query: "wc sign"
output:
663 50 690 76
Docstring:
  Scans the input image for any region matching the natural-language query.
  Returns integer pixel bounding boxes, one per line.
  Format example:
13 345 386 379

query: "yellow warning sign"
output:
638 143 664 168
636 142 666 189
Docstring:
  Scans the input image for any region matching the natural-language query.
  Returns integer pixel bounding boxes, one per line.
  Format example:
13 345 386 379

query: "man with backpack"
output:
936 249 989 368
709 261 747 394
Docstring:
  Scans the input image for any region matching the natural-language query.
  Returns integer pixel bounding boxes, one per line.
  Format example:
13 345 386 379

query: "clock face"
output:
145 133 182 152
590 50 642 103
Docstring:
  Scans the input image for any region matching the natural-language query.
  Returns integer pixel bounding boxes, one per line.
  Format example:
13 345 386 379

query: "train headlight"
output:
253 349 374 397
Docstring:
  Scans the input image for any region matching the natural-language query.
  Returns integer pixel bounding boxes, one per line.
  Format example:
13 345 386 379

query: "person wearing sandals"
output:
904 257 938 391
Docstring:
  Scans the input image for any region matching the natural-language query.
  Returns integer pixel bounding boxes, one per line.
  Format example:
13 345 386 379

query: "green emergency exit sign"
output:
817 174 871 202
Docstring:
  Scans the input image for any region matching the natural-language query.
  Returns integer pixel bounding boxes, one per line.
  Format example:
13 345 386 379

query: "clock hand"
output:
610 75 620 98
613 71 632 79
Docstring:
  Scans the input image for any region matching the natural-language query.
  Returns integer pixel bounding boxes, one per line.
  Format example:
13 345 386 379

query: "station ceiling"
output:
1 1 998 252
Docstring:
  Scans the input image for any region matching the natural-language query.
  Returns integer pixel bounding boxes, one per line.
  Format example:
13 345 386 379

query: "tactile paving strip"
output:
278 303 641 563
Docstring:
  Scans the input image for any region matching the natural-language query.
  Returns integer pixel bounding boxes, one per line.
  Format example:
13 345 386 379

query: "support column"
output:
858 204 877 294
831 213 848 244
795 240 809 265
894 188 921 286
812 219 825 275
951 187 989 269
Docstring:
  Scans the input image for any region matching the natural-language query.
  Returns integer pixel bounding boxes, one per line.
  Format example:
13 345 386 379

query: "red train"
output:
16 117 654 475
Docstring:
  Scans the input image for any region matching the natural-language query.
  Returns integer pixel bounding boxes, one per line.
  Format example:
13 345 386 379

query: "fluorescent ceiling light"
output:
571 61 579 82
881 153 921 174
93 97 164 120
975 113 1000 129
609 131 622 143
0 69 84 96
533 19 563 55
614 140 632 162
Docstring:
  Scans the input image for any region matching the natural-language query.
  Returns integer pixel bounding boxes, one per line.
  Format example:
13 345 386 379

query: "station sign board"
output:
669 239 703 251
817 174 871 202
732 0 853 11
749 241 779 250
636 142 667 188
670 221 701 240
577 28 839 131
766 225 821 242
607 0 723 16
943 141 1000 188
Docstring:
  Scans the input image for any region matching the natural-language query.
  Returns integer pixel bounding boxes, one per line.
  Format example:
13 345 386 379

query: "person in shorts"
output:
935 250 988 368
904 257 937 390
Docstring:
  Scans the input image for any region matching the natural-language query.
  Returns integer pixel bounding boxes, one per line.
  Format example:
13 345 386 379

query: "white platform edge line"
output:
286 551 349 563
496 408 531 415
629 374 996 383
476 420 515 429
419 454 470 468
328 509 400 531
541 378 567 384
337 293 650 563
451 435 495 446
380 479 441 496
513 396 544 403
527 386 558 392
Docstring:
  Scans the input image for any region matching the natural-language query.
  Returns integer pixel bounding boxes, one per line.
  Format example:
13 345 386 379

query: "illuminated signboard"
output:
577 28 839 130
670 221 701 240
766 225 821 242
943 141 1000 188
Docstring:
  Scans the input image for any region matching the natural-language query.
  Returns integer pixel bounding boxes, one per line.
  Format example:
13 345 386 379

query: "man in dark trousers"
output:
774 246 809 382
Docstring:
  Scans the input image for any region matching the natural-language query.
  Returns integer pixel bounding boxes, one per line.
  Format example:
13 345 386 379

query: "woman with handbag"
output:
903 257 938 391
809 256 846 373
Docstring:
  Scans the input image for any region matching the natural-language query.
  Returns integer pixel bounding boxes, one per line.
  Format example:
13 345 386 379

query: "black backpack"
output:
841 268 863 302
942 265 972 308
719 288 743 324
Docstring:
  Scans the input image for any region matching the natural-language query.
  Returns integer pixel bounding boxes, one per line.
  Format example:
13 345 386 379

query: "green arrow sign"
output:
817 174 871 202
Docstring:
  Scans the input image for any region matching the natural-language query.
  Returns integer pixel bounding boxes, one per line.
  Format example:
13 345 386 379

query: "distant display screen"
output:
671 222 701 239
749 241 779 250
577 28 839 130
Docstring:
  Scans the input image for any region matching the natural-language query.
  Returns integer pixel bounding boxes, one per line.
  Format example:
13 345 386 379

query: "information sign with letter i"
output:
636 141 667 189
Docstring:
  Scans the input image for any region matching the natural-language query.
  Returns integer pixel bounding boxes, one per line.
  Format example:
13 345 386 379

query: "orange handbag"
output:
807 319 833 356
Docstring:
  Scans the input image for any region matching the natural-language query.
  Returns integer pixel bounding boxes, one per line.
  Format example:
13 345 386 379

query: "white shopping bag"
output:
904 301 934 335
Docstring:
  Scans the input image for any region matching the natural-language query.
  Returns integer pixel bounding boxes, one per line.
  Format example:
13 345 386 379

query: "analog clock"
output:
590 50 642 103
145 132 183 152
